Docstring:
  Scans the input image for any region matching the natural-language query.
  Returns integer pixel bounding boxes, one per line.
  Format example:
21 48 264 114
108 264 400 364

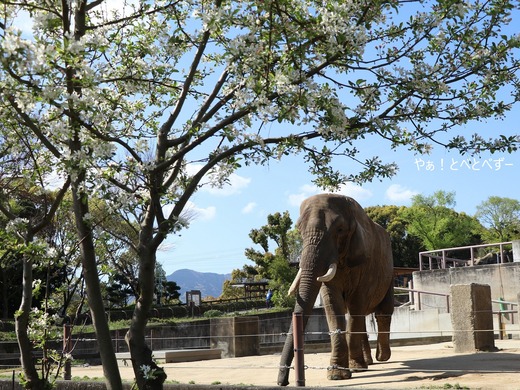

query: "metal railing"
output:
395 289 518 339
419 242 514 271
395 287 451 312
492 299 518 340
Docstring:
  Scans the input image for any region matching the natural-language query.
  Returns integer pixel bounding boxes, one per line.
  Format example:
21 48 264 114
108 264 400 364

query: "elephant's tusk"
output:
288 268 302 296
316 263 337 282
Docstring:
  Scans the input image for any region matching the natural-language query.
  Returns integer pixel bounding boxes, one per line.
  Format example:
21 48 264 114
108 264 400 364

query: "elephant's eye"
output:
336 226 348 239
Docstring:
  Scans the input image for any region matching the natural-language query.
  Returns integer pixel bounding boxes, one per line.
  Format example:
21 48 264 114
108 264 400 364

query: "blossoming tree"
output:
0 126 71 388
1 0 519 389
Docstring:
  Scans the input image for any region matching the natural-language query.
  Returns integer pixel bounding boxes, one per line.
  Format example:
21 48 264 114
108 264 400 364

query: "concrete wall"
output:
513 240 520 262
412 262 520 312
210 316 259 357
383 307 452 341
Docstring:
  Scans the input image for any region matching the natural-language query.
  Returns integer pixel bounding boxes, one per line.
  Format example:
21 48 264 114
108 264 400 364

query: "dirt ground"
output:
70 339 520 389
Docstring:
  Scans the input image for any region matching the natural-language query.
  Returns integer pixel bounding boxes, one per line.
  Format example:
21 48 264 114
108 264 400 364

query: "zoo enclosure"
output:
2 286 520 370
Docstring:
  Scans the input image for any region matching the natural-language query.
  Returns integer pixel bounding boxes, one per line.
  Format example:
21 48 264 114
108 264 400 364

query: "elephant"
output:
277 193 394 386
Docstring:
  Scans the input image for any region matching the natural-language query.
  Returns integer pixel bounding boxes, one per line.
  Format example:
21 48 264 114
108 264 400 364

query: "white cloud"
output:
204 173 251 196
193 205 216 221
287 182 372 208
241 202 257 214
288 184 320 207
385 184 418 203
184 201 216 222
335 183 373 201
186 163 251 196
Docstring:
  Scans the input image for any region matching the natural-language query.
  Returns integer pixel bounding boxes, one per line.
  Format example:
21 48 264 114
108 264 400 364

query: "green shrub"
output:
203 310 224 318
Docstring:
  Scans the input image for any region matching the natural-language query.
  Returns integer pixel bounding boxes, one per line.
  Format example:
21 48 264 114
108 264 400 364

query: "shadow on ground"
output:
331 349 520 389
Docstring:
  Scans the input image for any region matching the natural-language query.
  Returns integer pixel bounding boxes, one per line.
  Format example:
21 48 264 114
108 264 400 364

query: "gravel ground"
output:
69 339 520 389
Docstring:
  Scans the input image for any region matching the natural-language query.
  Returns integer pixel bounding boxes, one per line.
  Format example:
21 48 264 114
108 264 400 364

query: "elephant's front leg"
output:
347 312 369 370
321 286 351 380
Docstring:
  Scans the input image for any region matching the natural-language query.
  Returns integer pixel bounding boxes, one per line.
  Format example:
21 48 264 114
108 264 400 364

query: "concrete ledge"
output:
116 349 222 365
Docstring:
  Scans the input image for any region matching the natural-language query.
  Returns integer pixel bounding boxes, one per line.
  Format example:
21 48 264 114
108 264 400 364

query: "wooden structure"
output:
394 267 419 287
231 279 269 299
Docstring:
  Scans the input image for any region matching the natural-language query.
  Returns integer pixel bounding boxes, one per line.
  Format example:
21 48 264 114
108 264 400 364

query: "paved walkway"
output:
71 339 520 389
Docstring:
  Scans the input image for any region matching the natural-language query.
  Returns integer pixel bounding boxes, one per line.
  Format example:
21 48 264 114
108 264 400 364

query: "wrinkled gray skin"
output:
278 194 394 386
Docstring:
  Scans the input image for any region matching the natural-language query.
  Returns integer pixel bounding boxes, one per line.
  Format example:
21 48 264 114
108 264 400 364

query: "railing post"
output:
292 312 305 387
408 280 414 307
498 312 505 340
517 293 520 331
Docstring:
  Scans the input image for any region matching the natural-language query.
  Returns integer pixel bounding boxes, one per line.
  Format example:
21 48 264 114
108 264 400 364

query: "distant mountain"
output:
167 269 231 302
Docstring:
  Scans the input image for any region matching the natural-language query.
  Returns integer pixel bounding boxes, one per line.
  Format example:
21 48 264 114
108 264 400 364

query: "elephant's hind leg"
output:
361 332 373 365
375 314 391 361
375 285 394 362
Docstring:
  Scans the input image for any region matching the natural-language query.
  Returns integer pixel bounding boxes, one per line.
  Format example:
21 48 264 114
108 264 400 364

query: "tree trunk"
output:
126 237 167 389
71 183 123 390
16 256 46 390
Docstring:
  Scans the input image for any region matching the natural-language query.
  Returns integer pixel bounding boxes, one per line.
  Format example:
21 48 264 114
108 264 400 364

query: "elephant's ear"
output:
296 204 312 233
337 231 352 267
295 216 304 232
342 223 369 267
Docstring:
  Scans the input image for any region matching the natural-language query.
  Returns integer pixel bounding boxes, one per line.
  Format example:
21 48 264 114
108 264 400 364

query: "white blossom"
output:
32 279 42 289
6 218 29 235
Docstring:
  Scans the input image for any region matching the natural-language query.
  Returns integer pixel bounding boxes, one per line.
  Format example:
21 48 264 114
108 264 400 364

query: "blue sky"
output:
158 113 520 277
